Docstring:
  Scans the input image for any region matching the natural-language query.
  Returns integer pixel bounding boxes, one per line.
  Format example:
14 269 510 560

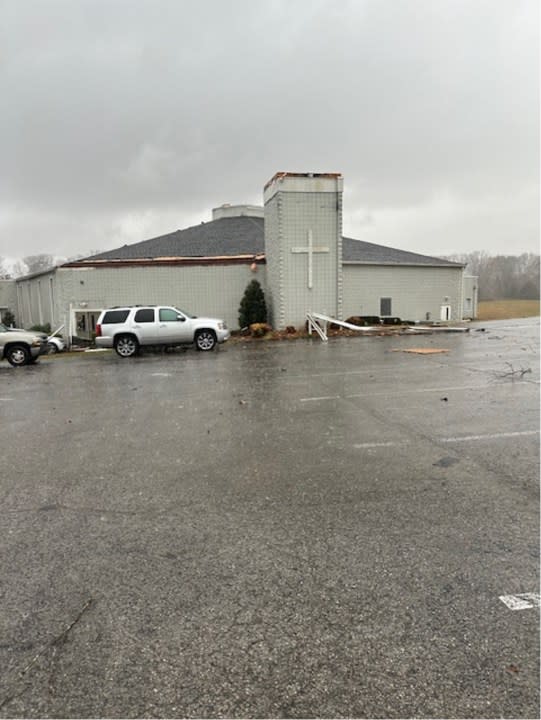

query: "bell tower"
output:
263 172 343 329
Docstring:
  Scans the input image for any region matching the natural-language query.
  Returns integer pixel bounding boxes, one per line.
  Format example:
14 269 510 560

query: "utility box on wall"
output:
264 172 343 329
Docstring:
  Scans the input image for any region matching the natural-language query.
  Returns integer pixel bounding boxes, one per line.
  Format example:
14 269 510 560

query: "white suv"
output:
95 306 230 357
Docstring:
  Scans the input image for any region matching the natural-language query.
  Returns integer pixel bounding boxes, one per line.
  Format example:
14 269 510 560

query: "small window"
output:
102 309 130 324
134 308 155 323
159 308 180 322
380 297 392 316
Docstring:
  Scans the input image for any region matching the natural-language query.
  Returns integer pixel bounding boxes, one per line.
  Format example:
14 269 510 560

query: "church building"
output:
1 172 478 341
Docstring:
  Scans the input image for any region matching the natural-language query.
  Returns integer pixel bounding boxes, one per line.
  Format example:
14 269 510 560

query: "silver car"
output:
0 323 49 366
95 305 230 357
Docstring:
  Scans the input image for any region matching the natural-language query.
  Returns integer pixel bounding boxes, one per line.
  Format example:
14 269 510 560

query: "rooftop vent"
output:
212 204 264 220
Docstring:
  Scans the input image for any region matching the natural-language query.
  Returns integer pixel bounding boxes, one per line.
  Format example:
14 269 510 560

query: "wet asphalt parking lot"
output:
1 317 539 719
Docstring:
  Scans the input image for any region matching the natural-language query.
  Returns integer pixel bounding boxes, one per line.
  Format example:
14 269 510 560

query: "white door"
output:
440 305 451 321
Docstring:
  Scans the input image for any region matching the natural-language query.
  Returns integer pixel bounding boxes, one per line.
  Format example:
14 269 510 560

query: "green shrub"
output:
238 280 268 328
1 308 16 327
29 323 51 334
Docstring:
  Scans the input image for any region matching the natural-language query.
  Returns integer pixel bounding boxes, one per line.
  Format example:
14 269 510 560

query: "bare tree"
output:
0 257 28 279
22 254 56 274
446 252 540 300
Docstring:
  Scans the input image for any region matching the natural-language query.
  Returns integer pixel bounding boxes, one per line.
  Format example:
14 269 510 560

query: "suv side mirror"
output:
177 314 186 322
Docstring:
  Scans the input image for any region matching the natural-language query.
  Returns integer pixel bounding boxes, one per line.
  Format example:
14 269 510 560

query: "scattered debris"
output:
441 397 448 402
249 322 272 338
494 363 532 381
403 325 469 334
433 456 459 467
391 348 450 355
506 664 520 674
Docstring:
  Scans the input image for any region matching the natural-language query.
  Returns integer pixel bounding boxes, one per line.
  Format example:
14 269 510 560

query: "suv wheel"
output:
6 344 31 367
195 329 217 351
114 334 139 358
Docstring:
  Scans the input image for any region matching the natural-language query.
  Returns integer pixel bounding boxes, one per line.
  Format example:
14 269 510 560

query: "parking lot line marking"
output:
352 430 539 451
441 430 539 443
301 382 531 403
346 383 506 399
300 395 340 402
353 441 403 448
499 593 540 610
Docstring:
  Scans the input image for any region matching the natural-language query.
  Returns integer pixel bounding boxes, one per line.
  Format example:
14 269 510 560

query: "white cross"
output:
291 229 329 289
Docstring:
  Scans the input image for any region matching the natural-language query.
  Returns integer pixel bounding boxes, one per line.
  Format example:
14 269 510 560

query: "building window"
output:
380 297 392 316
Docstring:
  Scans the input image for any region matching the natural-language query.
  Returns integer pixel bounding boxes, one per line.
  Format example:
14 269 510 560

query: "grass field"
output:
477 299 540 320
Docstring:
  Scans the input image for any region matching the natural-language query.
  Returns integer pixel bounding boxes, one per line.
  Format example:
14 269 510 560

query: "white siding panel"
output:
343 265 464 322
13 271 59 329
61 264 268 330
0 280 17 322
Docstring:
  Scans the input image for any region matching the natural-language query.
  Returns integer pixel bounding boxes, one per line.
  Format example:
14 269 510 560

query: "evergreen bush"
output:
238 280 268 328
1 308 16 327
29 323 51 334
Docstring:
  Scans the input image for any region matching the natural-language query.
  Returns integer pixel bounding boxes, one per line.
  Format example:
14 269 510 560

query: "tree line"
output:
0 252 100 279
445 252 539 301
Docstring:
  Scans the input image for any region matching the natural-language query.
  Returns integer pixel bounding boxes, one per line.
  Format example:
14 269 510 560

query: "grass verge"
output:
477 299 540 321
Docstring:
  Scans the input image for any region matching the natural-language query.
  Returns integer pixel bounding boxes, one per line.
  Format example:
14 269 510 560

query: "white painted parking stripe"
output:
353 441 402 449
300 395 340 402
346 384 505 398
353 430 539 450
300 382 531 403
499 593 540 610
441 430 539 443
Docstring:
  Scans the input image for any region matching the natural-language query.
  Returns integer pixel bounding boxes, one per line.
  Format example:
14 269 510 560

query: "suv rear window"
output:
134 308 155 323
102 310 130 324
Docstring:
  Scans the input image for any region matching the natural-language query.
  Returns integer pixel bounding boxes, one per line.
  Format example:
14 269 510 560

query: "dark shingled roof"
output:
84 216 265 260
342 237 462 267
75 216 462 268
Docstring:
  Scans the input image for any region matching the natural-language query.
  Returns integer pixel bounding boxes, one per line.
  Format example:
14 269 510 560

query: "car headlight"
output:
218 322 227 330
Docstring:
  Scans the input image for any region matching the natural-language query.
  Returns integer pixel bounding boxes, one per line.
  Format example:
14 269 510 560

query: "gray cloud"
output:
0 0 538 259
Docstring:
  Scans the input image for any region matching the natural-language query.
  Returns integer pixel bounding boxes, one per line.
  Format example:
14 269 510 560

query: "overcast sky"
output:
1 0 539 263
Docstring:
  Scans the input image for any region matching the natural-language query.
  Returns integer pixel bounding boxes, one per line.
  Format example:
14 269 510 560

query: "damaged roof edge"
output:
342 260 466 268
61 255 267 269
264 171 342 191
